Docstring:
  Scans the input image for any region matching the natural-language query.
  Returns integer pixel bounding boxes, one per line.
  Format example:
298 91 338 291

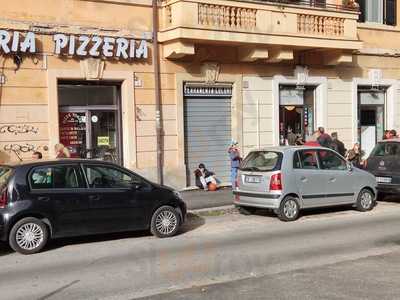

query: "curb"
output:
189 205 235 214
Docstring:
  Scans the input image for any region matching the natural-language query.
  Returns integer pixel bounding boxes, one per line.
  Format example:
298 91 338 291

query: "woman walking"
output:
346 143 363 168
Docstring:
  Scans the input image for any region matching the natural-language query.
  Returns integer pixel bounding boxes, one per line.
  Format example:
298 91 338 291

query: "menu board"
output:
59 112 86 158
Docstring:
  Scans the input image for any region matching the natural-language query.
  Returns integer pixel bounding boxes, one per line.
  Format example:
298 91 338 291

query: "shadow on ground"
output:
380 196 400 204
0 242 13 256
0 213 206 255
179 212 206 234
240 204 370 220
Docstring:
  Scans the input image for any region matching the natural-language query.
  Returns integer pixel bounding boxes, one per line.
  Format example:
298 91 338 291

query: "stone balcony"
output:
159 0 362 64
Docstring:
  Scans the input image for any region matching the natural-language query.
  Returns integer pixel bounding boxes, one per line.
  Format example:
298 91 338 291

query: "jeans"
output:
231 167 238 187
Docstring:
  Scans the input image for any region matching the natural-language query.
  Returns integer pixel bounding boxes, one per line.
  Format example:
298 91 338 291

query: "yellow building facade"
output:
0 0 399 189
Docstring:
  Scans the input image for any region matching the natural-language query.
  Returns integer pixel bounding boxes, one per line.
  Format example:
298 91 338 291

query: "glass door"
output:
59 111 88 158
58 83 123 165
89 110 120 163
59 109 121 164
279 86 315 145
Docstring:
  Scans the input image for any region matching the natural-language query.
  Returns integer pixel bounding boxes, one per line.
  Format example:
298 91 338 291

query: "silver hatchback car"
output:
233 146 377 221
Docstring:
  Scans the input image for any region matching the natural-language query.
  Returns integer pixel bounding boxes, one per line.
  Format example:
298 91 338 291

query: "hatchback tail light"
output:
270 173 282 191
0 189 8 209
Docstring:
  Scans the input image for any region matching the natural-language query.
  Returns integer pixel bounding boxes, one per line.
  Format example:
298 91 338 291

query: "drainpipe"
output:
152 0 163 185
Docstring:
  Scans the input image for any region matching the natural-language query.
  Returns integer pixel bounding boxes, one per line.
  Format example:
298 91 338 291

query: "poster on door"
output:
59 112 86 158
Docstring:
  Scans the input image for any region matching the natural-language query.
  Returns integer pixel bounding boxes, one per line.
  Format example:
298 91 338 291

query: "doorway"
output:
183 84 233 186
279 86 315 145
58 83 122 164
358 88 386 157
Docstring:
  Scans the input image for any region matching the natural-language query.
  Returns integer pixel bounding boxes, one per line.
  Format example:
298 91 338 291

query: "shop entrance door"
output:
279 86 315 145
59 109 121 163
58 83 122 164
358 90 385 158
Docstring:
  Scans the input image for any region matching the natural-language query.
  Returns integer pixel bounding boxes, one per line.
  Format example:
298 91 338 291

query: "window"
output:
370 142 400 157
30 166 82 189
318 150 347 171
358 0 396 26
241 151 282 172
297 150 319 169
83 165 140 188
293 152 302 169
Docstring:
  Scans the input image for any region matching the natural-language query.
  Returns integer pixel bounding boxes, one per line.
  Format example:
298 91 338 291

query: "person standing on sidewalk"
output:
331 132 346 157
317 127 333 149
228 140 242 188
286 127 298 146
346 143 363 168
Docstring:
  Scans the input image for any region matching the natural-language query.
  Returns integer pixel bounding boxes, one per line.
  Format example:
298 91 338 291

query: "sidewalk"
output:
181 187 234 210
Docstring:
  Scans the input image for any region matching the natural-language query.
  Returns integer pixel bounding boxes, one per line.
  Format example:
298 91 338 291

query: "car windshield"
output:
241 151 282 172
0 166 13 189
370 143 400 157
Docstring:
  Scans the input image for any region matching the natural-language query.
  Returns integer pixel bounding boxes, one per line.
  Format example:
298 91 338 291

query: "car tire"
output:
9 217 49 255
356 189 375 212
237 206 257 215
150 206 180 238
277 196 300 222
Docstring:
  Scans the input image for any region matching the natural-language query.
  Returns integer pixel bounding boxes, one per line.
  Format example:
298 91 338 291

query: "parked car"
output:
0 159 186 254
233 146 377 221
364 139 400 199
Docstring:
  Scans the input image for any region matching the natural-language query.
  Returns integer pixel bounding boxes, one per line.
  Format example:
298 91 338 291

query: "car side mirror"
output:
130 181 143 190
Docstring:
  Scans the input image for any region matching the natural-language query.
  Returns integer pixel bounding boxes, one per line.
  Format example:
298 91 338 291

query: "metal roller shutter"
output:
184 85 232 186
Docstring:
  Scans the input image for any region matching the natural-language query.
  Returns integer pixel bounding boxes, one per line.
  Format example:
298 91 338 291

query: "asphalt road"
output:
1 201 400 300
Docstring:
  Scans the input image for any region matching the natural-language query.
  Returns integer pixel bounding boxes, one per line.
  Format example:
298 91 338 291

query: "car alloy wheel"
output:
360 191 373 210
155 210 178 235
283 199 298 219
9 217 49 255
151 206 181 238
278 196 300 222
356 189 375 212
16 223 44 251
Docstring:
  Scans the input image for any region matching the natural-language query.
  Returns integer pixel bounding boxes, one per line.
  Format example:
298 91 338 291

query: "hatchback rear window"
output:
0 167 13 189
370 143 400 157
241 151 282 172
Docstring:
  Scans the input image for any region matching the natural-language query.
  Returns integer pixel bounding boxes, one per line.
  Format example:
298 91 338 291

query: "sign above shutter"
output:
184 84 232 97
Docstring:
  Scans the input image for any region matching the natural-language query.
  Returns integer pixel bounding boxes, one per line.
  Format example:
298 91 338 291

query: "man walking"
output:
331 132 346 156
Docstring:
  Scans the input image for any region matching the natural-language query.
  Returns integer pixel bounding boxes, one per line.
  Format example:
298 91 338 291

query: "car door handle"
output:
300 176 308 182
88 195 101 201
37 196 50 202
329 177 337 183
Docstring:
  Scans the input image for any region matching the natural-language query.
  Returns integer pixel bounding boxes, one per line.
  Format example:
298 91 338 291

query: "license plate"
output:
245 176 261 183
376 176 392 184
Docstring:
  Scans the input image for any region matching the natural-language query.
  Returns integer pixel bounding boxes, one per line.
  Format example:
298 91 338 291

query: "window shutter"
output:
358 0 366 22
385 0 397 25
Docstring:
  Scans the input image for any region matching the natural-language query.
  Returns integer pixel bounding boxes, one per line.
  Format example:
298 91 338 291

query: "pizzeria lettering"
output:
0 30 148 59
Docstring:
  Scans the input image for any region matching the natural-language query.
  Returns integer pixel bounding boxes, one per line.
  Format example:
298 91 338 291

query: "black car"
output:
0 159 186 254
365 139 400 199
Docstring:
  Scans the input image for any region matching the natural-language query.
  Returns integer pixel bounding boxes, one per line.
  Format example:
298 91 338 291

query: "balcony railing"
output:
160 0 362 59
257 0 359 12
198 4 257 30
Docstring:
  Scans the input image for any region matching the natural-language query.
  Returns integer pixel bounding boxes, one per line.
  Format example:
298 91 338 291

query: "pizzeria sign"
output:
0 30 148 59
